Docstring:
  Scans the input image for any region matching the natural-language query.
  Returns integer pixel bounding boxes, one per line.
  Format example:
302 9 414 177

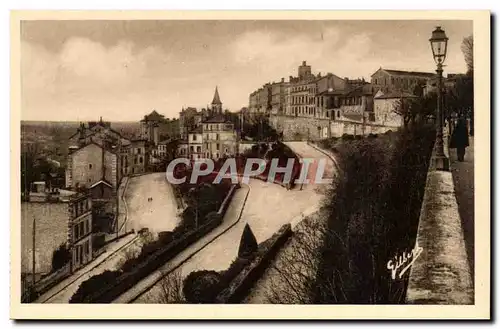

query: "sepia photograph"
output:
10 10 490 320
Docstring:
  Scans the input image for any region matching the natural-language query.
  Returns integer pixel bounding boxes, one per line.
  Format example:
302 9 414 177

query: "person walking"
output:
450 113 470 162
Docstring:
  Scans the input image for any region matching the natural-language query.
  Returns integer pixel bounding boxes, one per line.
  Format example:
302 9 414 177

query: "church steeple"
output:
211 86 222 113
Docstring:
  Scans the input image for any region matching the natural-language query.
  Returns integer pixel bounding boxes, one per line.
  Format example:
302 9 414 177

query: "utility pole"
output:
32 216 36 287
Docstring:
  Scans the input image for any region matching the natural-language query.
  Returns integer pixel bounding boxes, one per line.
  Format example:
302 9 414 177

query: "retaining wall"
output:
215 223 293 303
406 139 473 304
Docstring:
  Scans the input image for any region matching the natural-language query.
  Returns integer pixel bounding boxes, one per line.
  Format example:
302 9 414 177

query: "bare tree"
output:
157 269 185 303
461 35 473 75
264 213 333 304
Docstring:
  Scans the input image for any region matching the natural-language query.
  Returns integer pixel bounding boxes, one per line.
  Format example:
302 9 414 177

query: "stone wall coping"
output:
406 139 473 304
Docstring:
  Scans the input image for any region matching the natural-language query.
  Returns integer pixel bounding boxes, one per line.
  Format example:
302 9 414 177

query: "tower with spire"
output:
211 86 223 114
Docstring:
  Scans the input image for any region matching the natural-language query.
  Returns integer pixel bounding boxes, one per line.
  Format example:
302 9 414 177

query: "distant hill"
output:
20 121 142 166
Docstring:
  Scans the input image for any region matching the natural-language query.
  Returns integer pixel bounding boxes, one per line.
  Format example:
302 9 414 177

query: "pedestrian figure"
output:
450 113 469 162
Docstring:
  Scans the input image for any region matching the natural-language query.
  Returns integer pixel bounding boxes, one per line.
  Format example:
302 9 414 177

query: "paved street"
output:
449 136 475 276
124 173 180 233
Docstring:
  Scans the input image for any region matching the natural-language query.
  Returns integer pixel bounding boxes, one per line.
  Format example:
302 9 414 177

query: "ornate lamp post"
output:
429 26 450 171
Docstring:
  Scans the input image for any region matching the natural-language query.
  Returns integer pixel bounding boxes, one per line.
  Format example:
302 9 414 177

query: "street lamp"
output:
429 26 450 171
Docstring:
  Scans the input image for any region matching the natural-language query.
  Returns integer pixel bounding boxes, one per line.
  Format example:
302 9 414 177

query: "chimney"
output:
281 77 285 83
302 61 306 66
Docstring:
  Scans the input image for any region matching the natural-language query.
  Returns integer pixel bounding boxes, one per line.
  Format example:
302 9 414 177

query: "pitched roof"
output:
142 110 165 122
202 114 230 123
371 67 435 78
90 180 113 189
211 86 222 105
374 91 418 99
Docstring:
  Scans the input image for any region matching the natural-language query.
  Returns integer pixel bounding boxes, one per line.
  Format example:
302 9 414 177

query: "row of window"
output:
70 198 90 219
74 240 91 265
73 217 91 242
290 85 316 93
373 76 424 88
289 95 315 105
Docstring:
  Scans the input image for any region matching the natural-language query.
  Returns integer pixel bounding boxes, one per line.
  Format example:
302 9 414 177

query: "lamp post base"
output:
432 154 450 171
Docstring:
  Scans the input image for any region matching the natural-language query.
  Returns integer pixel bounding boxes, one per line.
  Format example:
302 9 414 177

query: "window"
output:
216 144 220 151
193 134 197 141
139 157 143 164
134 158 137 164
85 220 89 235
88 178 91 183
75 245 80 263
138 148 141 154
74 225 78 240
89 164 92 169
216 133 219 140
79 222 84 237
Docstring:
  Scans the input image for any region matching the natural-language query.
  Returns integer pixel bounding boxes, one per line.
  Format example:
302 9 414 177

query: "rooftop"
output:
373 68 435 78
374 91 419 99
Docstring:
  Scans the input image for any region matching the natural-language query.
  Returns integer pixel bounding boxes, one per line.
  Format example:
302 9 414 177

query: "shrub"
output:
183 270 223 303
313 124 435 304
51 243 71 272
70 270 121 303
238 224 258 258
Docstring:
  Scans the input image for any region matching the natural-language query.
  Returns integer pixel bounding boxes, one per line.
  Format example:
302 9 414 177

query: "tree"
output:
182 270 222 303
461 35 473 75
393 95 434 127
51 243 71 272
460 35 474 135
157 269 185 303
265 216 328 304
238 223 258 258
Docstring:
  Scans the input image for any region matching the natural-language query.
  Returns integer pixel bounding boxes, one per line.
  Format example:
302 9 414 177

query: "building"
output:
140 110 163 145
202 115 237 159
140 110 180 144
370 67 435 94
373 91 419 127
66 141 121 191
154 139 170 159
179 107 206 139
187 126 204 160
68 193 93 269
21 183 77 275
270 78 286 115
129 139 148 174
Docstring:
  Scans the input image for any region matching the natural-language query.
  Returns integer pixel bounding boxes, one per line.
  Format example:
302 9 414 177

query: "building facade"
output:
373 91 418 127
370 67 434 94
202 116 236 159
68 193 93 269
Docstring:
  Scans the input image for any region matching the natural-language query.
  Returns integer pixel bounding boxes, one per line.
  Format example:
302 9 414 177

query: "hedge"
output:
71 184 237 303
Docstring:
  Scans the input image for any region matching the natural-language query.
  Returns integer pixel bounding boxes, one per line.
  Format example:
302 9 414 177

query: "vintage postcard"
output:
10 10 490 320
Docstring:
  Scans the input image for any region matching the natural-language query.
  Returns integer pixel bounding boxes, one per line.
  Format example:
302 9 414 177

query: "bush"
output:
70 270 121 303
314 124 435 304
183 270 223 303
238 224 258 258
51 243 71 272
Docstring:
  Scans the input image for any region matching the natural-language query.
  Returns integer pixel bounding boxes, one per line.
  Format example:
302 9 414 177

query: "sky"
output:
20 20 473 121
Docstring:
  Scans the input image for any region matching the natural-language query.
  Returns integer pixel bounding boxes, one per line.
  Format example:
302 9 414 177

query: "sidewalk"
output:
449 136 475 277
35 233 138 303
